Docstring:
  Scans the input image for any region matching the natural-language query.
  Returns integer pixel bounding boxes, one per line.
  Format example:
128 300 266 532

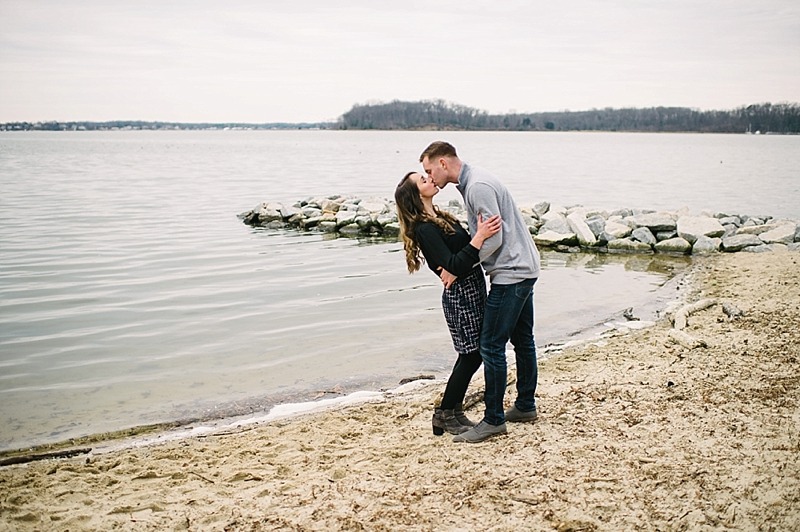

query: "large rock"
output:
604 220 632 239
257 202 284 223
532 201 550 217
358 198 389 214
521 214 540 233
318 221 338 232
383 222 400 236
585 216 606 238
566 212 598 246
717 215 741 227
519 207 540 227
631 227 657 246
302 206 323 218
759 223 797 245
541 213 572 234
299 216 323 229
376 213 397 226
736 223 782 236
534 230 578 247
319 198 343 213
278 204 299 219
335 208 358 227
677 216 726 244
597 232 614 244
339 223 361 236
741 216 768 226
654 237 692 254
628 213 677 232
722 234 763 252
354 215 374 229
692 236 721 254
607 238 654 253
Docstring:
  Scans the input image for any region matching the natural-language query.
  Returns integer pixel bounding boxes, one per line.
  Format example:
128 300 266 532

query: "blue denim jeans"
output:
480 277 538 425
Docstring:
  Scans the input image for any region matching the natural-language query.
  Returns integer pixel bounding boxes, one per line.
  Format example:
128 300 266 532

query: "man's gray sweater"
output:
456 162 541 285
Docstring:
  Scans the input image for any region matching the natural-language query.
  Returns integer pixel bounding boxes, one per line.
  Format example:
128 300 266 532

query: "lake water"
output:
1 130 797 452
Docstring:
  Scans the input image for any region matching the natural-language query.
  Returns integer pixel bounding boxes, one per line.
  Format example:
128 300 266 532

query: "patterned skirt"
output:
441 266 487 355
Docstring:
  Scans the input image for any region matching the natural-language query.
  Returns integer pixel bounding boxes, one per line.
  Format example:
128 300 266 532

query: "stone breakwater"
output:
239 195 800 255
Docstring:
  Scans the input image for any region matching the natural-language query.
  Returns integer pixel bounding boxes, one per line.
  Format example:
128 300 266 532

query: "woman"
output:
395 171 501 436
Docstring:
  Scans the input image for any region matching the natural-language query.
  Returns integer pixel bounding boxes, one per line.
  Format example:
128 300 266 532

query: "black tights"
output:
440 350 483 410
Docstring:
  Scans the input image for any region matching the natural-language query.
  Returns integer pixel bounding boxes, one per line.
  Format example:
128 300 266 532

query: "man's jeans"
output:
480 278 538 426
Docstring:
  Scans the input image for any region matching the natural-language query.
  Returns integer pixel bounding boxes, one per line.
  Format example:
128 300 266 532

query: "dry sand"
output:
1 252 798 531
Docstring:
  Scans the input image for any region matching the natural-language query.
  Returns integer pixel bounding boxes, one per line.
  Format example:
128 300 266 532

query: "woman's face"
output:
411 172 438 200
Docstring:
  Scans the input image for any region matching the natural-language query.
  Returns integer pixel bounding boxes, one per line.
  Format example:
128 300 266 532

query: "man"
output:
420 141 541 443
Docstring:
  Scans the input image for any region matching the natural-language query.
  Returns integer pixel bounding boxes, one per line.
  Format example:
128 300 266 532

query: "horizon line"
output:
3 100 798 126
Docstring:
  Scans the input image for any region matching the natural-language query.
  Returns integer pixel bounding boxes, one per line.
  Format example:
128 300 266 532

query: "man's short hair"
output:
419 141 457 163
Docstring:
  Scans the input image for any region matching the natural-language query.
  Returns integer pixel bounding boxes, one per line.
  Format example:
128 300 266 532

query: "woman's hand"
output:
474 213 501 242
438 267 458 289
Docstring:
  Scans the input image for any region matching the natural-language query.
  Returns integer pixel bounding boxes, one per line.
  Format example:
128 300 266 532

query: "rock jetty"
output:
239 195 800 255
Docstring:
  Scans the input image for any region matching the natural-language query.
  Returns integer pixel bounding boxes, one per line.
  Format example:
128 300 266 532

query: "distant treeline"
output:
0 121 329 132
337 100 800 134
4 101 799 133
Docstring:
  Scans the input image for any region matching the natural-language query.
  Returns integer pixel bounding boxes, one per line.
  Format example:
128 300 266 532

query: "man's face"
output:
421 156 449 189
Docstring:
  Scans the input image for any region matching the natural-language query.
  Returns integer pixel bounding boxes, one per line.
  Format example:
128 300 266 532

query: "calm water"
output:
1 130 797 452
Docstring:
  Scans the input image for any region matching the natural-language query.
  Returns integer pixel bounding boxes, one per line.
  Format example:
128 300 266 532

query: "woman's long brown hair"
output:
394 172 459 273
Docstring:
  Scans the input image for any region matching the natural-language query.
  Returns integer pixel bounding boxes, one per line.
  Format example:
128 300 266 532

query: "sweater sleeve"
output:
466 182 503 262
415 223 480 277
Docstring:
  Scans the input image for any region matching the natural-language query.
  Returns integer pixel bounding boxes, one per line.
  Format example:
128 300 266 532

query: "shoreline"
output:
1 251 798 530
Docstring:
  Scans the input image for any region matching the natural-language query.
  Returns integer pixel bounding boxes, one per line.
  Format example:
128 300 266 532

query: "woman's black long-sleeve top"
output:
414 219 480 278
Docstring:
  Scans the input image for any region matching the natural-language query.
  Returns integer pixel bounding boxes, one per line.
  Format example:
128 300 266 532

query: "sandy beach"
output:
1 251 798 531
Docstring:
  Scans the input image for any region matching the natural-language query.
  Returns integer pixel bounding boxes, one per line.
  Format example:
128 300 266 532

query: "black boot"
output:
454 403 476 428
432 408 469 436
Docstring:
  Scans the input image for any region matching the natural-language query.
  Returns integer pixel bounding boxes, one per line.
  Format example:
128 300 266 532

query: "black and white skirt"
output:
441 266 487 355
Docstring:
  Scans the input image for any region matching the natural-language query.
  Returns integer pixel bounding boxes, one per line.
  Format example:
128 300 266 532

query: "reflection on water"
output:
534 249 691 345
542 248 691 275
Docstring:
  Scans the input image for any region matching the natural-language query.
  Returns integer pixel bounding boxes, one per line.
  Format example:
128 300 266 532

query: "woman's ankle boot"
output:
454 403 476 428
432 408 469 436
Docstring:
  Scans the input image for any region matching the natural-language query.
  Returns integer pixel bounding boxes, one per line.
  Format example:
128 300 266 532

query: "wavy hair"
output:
395 172 459 273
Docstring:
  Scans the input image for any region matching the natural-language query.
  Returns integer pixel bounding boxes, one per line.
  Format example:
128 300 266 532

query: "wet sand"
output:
1 252 798 531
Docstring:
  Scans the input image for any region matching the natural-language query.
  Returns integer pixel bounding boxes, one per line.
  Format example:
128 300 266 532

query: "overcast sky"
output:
1 0 798 123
